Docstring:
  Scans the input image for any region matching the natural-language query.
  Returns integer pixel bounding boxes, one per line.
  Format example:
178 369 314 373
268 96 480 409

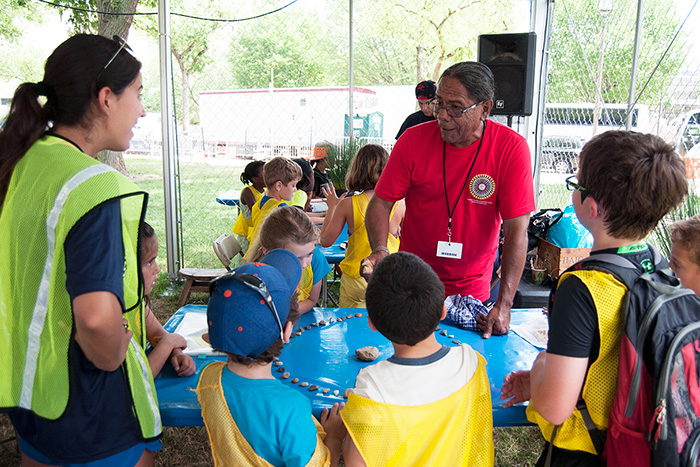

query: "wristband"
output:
372 246 390 256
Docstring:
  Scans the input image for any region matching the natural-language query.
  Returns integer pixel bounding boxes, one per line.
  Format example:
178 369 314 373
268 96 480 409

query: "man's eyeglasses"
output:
565 175 590 202
96 35 132 84
428 99 483 118
210 271 285 341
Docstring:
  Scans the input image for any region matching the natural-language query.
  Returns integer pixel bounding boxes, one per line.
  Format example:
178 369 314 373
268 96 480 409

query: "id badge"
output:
436 241 463 259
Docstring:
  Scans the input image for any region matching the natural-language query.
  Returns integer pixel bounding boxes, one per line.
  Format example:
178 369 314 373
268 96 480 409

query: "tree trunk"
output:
99 150 129 174
95 0 139 176
96 0 139 38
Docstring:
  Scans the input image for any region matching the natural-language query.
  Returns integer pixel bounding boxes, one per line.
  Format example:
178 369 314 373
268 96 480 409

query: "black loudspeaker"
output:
478 32 536 117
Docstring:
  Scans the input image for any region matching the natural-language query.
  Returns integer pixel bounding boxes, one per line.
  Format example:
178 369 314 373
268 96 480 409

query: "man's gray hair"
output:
440 62 495 103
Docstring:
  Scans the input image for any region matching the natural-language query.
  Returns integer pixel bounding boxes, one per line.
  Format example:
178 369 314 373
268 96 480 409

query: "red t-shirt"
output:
376 119 535 299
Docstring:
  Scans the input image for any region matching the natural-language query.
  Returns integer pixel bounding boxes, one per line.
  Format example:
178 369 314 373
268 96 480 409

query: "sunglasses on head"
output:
96 35 134 85
210 271 285 342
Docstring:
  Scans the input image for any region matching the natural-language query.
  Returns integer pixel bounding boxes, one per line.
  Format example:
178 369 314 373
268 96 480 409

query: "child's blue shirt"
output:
221 367 318 467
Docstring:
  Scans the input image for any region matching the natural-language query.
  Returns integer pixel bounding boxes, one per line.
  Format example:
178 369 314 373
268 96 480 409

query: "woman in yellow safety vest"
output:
0 34 161 466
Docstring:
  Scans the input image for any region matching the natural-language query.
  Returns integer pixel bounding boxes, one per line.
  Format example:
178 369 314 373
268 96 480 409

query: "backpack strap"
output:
576 399 606 455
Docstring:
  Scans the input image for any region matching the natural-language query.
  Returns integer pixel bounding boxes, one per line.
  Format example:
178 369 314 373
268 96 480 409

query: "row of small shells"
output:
277 314 364 399
435 326 461 345
289 313 363 338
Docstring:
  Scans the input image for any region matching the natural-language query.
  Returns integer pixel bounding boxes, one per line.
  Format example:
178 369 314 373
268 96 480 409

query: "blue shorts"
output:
19 437 162 467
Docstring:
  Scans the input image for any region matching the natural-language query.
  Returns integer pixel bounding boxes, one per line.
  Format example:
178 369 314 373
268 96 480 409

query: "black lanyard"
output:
442 120 487 243
46 131 84 153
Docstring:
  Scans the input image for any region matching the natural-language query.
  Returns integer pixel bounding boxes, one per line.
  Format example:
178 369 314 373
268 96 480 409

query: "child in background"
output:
197 249 346 466
320 144 405 308
248 206 331 315
290 157 313 210
292 157 326 225
231 161 265 265
309 141 333 199
246 157 302 250
670 214 700 295
141 223 196 378
341 252 493 466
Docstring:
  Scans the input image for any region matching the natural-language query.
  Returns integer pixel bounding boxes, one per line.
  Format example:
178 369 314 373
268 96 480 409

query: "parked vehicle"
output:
541 135 583 174
671 109 700 155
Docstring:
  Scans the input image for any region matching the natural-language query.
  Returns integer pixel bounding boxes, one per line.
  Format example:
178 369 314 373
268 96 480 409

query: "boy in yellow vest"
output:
341 252 493 466
246 156 302 248
197 248 346 466
500 131 688 466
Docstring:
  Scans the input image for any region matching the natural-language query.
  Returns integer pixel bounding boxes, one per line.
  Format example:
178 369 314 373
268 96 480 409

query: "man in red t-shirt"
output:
364 61 535 338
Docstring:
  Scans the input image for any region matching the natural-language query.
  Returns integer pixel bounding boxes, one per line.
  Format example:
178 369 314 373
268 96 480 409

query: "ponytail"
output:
0 83 48 207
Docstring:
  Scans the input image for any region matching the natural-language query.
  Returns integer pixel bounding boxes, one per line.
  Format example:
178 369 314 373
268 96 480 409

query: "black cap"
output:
415 80 436 100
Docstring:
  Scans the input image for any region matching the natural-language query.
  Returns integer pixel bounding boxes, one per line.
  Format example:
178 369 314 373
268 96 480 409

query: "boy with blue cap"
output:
197 249 346 466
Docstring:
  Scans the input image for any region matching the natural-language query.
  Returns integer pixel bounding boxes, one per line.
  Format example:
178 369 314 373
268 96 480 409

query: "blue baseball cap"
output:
207 249 302 357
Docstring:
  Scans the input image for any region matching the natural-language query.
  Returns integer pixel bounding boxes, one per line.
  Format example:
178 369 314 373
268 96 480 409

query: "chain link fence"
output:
6 1 696 269
538 0 700 212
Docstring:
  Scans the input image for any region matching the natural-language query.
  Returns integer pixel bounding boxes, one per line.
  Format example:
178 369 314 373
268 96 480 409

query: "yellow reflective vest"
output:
0 135 161 440
342 353 493 467
527 269 626 454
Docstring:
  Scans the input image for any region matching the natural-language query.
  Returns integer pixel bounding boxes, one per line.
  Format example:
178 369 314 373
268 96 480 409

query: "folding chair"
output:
212 234 242 270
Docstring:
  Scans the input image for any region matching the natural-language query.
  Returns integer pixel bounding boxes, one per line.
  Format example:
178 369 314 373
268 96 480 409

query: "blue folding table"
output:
156 305 540 427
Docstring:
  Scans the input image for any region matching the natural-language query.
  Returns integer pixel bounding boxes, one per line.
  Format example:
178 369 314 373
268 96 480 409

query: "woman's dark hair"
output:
292 157 314 191
0 34 142 207
240 160 265 185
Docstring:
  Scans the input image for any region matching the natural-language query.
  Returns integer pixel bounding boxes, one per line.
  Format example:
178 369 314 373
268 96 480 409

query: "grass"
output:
0 162 586 466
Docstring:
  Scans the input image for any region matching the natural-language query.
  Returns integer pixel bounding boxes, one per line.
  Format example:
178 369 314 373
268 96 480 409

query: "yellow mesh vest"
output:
339 193 400 278
342 354 493 467
232 187 263 236
526 269 627 454
246 196 286 251
298 265 314 302
197 362 330 467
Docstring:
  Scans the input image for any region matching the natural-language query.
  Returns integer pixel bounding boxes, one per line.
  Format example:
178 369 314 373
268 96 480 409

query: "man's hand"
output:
476 303 510 339
500 370 532 408
360 250 388 280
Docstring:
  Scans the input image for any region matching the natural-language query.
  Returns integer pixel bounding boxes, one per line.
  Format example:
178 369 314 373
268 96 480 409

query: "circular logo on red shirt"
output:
470 174 495 200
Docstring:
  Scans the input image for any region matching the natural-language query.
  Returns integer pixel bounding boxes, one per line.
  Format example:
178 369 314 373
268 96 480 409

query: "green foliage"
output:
325 0 518 85
326 137 365 190
548 0 688 106
227 12 326 88
0 0 42 41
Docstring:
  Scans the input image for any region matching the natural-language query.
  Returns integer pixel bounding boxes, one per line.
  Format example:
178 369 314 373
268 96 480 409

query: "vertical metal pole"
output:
592 13 609 137
627 0 644 130
158 0 180 280
348 0 354 138
532 0 555 207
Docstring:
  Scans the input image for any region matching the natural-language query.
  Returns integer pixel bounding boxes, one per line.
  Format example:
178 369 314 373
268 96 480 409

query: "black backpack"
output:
564 245 700 467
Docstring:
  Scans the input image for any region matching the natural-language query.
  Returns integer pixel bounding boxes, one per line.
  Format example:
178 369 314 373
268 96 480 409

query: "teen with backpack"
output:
500 131 690 466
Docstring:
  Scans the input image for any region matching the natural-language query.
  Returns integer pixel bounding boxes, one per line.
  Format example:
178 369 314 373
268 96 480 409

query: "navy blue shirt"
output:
11 201 145 463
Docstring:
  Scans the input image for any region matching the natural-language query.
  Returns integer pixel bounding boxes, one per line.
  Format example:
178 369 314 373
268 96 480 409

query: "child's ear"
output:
275 180 283 191
441 304 447 320
283 321 294 343
367 315 377 332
